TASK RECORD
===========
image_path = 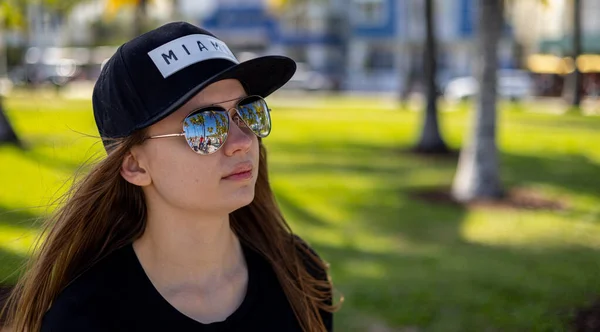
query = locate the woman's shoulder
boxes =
[40,295,115,332]
[41,246,134,331]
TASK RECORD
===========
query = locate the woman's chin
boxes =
[221,187,256,213]
[234,188,256,207]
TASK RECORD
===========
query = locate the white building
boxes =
[512,0,600,55]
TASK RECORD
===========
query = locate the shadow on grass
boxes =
[502,153,600,199]
[269,140,600,331]
[0,127,598,330]
[314,240,599,332]
[0,207,40,324]
[515,116,600,132]
[0,247,25,286]
[0,247,22,326]
[268,141,457,178]
[274,191,329,228]
[17,143,101,175]
[284,190,600,331]
[0,205,39,287]
[0,205,43,232]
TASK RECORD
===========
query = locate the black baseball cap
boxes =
[92,21,296,140]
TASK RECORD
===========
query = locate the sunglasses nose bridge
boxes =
[228,112,253,138]
[228,106,239,119]
[227,106,250,129]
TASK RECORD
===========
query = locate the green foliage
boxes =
[89,18,132,46]
[1,0,85,30]
[1,0,27,29]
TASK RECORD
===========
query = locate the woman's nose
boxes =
[222,114,252,156]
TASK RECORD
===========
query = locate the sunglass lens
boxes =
[237,96,271,138]
[183,110,229,155]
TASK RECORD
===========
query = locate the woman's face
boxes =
[132,79,260,214]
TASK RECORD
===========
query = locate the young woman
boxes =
[3,22,339,332]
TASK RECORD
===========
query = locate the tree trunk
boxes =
[571,0,583,108]
[133,0,148,37]
[171,0,181,20]
[0,20,7,78]
[414,0,449,154]
[0,98,21,146]
[451,0,503,202]
[399,48,416,105]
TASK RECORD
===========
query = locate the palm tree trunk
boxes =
[571,0,583,108]
[0,98,21,146]
[451,0,503,202]
[133,0,148,37]
[414,0,449,154]
[171,0,181,20]
[0,20,8,78]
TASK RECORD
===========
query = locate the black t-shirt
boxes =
[41,240,333,332]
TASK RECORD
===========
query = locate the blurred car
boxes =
[15,47,82,87]
[444,70,534,102]
[10,61,80,87]
[0,77,13,96]
[282,62,335,91]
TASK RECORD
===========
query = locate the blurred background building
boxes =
[2,0,600,98]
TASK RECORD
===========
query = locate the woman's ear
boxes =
[120,148,152,187]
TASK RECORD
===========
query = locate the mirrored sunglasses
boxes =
[146,95,271,155]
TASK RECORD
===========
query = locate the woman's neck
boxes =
[132,204,250,323]
[132,205,245,289]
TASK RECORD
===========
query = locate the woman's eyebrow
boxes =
[199,95,247,109]
[181,95,248,122]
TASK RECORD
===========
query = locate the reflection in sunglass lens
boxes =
[236,96,271,138]
[183,110,229,155]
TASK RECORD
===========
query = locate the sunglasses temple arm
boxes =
[147,133,186,139]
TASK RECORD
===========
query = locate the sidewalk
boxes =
[8,81,600,116]
[13,81,404,111]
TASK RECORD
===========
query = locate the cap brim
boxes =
[135,55,296,132]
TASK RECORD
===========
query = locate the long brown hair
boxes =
[2,132,341,332]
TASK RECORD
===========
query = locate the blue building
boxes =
[200,0,348,88]
[199,0,516,92]
[200,2,275,52]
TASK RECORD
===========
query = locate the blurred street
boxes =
[7,80,600,116]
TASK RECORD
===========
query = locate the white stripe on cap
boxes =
[147,34,239,78]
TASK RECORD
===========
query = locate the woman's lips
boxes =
[223,162,253,181]
[222,169,253,181]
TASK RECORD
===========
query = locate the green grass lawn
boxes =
[1,92,600,331]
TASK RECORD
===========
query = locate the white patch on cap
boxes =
[148,34,239,78]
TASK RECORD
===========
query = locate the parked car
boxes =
[444,70,534,102]
[0,77,13,96]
